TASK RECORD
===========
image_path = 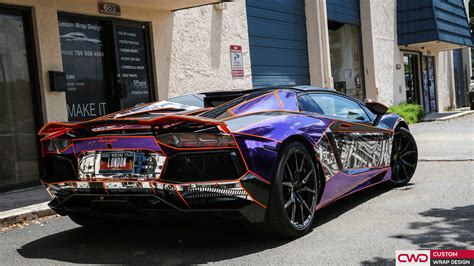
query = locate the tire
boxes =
[390,127,418,186]
[264,142,320,238]
[68,214,113,228]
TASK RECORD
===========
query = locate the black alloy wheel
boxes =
[390,127,418,186]
[265,142,319,237]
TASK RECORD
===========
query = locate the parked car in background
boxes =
[38,86,418,237]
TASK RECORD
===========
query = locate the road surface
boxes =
[1,115,473,265]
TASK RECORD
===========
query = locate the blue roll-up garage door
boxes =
[326,0,360,25]
[246,0,310,87]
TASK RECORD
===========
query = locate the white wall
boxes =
[168,0,252,98]
[360,0,405,106]
[436,51,454,111]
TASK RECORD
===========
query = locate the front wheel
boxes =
[390,127,418,186]
[264,142,320,238]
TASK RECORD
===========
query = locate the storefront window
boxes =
[421,56,437,113]
[403,53,421,104]
[0,10,40,188]
[328,21,364,100]
[114,23,152,109]
[59,14,153,121]
[59,16,109,121]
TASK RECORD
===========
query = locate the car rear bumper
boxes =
[44,176,270,223]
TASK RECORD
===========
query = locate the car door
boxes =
[305,92,392,174]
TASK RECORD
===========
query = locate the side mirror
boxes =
[364,99,388,115]
[364,99,388,125]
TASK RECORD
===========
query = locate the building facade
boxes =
[0,0,471,190]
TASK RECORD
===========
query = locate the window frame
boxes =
[0,4,43,190]
[297,91,375,124]
[58,12,156,119]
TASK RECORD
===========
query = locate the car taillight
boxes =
[43,139,73,153]
[156,133,236,148]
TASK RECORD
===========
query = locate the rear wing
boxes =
[38,115,228,136]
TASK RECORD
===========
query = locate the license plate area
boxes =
[78,150,166,180]
[99,151,135,174]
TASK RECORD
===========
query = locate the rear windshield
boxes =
[167,94,205,108]
[199,90,271,119]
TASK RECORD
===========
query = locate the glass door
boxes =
[59,15,110,121]
[58,14,154,121]
[403,53,421,104]
[0,7,41,188]
[422,56,437,113]
[112,21,153,110]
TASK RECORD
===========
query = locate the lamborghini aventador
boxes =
[39,86,418,237]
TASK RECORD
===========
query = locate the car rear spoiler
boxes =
[38,115,229,136]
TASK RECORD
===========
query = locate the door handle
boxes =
[340,123,352,129]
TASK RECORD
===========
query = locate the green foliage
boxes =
[388,103,425,124]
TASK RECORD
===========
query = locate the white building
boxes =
[0,0,471,189]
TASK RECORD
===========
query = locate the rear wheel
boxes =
[390,127,418,186]
[264,142,319,237]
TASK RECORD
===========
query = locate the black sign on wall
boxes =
[58,14,153,121]
[59,16,109,121]
[114,23,151,109]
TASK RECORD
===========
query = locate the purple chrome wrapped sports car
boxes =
[39,86,418,237]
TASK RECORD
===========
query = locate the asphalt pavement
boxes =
[0,115,473,265]
[410,114,474,161]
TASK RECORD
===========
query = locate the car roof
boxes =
[289,85,335,92]
[198,85,334,96]
[186,86,339,107]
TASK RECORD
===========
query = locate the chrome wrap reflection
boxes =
[333,133,392,169]
[315,136,339,180]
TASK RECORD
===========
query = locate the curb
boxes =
[419,158,474,162]
[422,111,474,122]
[0,202,56,227]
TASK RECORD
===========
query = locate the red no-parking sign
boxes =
[230,45,244,78]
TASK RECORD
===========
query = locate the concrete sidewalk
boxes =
[410,114,474,161]
[0,186,54,226]
[422,110,474,122]
[0,186,51,212]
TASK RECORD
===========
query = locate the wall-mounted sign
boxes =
[59,16,109,121]
[230,45,244,78]
[98,2,121,16]
[114,24,151,109]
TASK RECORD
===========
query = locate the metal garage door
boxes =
[326,0,360,25]
[246,0,310,87]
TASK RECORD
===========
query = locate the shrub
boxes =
[388,103,425,124]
